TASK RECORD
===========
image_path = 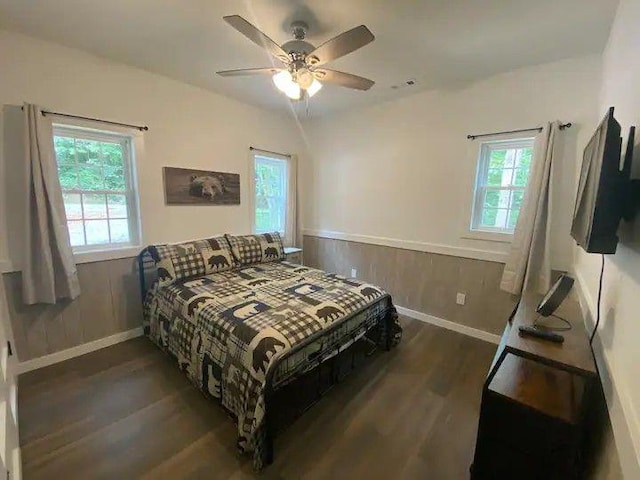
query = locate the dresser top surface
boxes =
[505,294,597,377]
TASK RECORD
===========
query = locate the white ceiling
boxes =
[0,0,618,117]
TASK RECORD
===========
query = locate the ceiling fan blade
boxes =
[313,69,375,90]
[223,15,289,64]
[217,67,281,77]
[306,25,374,67]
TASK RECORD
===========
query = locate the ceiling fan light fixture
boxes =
[306,78,323,97]
[296,68,314,89]
[273,70,301,100]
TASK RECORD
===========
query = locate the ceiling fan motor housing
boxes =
[282,39,315,57]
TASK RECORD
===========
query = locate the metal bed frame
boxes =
[136,247,399,468]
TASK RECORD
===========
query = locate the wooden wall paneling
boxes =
[107,257,143,332]
[389,247,411,307]
[59,294,84,349]
[321,237,340,274]
[4,234,515,362]
[409,250,434,314]
[303,235,517,336]
[42,305,70,357]
[362,241,383,284]
[427,253,460,320]
[2,256,144,362]
[447,256,484,328]
[76,261,117,343]
[379,243,399,297]
[345,239,370,281]
[3,273,49,360]
[2,273,29,359]
[479,261,518,333]
[303,235,319,267]
[454,257,513,333]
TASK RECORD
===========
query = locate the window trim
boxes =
[250,151,289,237]
[462,136,535,243]
[53,122,143,258]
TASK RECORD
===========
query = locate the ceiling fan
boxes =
[217,15,375,100]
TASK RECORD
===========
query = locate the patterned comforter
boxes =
[144,260,398,456]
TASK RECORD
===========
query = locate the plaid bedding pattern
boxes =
[226,232,285,265]
[149,235,236,286]
[144,261,399,459]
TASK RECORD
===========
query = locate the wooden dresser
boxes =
[471,295,598,480]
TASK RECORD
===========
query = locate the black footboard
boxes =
[256,306,400,470]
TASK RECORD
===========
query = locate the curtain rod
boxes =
[21,106,148,131]
[467,122,572,140]
[249,146,291,158]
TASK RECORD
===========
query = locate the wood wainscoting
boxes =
[303,235,517,336]
[5,238,515,364]
[2,257,142,363]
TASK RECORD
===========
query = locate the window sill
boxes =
[73,245,142,264]
[0,246,142,273]
[461,230,513,244]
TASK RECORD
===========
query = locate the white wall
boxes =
[574,0,640,476]
[0,29,306,270]
[303,55,602,267]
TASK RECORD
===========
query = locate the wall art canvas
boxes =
[163,167,240,205]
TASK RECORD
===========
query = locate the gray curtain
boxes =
[500,121,560,295]
[284,154,301,248]
[22,103,80,305]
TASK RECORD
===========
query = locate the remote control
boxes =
[518,325,564,343]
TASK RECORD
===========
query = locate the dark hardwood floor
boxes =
[18,318,496,479]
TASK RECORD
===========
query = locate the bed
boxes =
[138,233,401,469]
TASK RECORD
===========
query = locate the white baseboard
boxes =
[573,269,640,480]
[17,327,144,374]
[303,229,508,263]
[396,305,501,344]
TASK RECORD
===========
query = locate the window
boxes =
[253,154,288,235]
[53,126,141,251]
[471,138,534,234]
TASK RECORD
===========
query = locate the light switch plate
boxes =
[351,268,357,278]
[456,293,466,305]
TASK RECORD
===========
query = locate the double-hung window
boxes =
[470,138,534,235]
[53,126,141,252]
[252,153,288,236]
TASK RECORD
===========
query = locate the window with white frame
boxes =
[471,138,534,234]
[253,154,288,235]
[53,126,141,251]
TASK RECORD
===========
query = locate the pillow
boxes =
[148,235,236,286]
[225,232,285,265]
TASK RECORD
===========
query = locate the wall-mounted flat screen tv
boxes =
[571,107,634,254]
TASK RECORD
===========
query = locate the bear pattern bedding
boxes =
[148,235,236,286]
[144,260,398,456]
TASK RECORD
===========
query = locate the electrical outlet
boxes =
[351,268,357,278]
[456,293,466,305]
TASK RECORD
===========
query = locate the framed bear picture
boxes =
[163,167,240,205]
